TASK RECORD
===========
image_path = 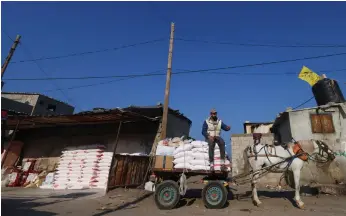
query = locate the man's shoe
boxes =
[221,164,227,172]
[210,163,214,172]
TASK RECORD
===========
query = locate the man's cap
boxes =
[210,108,217,113]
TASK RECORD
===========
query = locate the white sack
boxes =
[192,147,208,153]
[191,141,208,148]
[174,163,192,169]
[191,165,210,171]
[173,151,193,159]
[155,145,176,156]
[173,157,193,164]
[190,160,210,166]
[173,144,193,155]
[193,152,209,160]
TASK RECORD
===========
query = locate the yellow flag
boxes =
[298,66,321,86]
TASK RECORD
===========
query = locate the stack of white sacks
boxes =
[172,140,231,171]
[54,144,113,190]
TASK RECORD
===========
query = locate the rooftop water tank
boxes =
[312,78,345,106]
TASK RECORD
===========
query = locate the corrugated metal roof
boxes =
[2,91,73,107]
[124,104,192,124]
[5,108,159,130]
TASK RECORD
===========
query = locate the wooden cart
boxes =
[151,168,230,210]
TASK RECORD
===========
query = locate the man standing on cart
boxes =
[202,108,231,171]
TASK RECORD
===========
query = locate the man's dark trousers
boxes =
[207,136,226,164]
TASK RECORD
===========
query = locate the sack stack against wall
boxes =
[53,144,113,190]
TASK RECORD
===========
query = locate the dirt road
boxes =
[2,188,346,216]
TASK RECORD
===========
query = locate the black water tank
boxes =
[312,78,345,106]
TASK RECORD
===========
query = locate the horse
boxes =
[242,134,335,209]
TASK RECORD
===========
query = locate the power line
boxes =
[25,67,346,93]
[10,38,166,64]
[43,69,165,92]
[2,30,83,112]
[176,37,346,48]
[293,96,315,110]
[4,52,346,81]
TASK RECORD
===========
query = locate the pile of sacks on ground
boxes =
[156,137,231,171]
[53,144,113,190]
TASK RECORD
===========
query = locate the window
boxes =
[47,104,56,112]
[310,114,335,133]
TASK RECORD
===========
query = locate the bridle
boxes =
[309,139,336,163]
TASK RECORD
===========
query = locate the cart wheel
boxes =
[202,181,228,209]
[154,180,180,210]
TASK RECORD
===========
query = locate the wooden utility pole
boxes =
[1,35,21,88]
[161,23,175,140]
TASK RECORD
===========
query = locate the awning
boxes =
[5,108,159,130]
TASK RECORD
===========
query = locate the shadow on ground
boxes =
[2,191,98,216]
[1,198,57,216]
[235,186,319,208]
[92,192,153,216]
[176,188,234,209]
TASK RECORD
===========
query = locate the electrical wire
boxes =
[176,37,346,48]
[293,96,315,110]
[2,30,83,112]
[25,67,346,93]
[43,69,165,92]
[10,38,166,64]
[4,52,346,81]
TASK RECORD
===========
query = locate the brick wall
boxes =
[231,133,274,176]
[231,133,283,187]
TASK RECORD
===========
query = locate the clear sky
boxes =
[2,2,346,155]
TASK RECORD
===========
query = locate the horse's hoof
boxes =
[253,201,262,207]
[296,202,305,209]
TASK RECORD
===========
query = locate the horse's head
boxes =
[311,139,336,162]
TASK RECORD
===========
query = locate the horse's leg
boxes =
[292,159,305,209]
[250,161,262,206]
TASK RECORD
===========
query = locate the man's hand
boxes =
[226,126,231,130]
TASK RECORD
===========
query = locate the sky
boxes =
[1,2,346,155]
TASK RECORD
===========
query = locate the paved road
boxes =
[2,188,346,216]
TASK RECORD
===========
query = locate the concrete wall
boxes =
[2,94,75,115]
[166,113,191,138]
[287,106,346,149]
[2,94,39,107]
[231,133,274,176]
[1,97,33,114]
[276,106,346,183]
[32,95,75,115]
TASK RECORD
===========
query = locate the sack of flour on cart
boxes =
[173,151,193,159]
[155,136,194,156]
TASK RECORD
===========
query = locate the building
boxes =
[1,92,75,115]
[271,102,346,151]
[2,105,192,189]
[243,121,273,134]
[271,102,346,184]
[231,102,346,186]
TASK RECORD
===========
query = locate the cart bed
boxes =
[152,168,229,179]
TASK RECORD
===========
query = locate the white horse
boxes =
[243,136,335,209]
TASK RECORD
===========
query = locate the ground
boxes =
[2,186,346,216]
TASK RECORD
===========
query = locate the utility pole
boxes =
[161,22,175,140]
[1,35,21,89]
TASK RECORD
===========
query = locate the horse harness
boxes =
[247,133,309,162]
